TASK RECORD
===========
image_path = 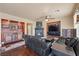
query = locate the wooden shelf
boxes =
[1,19,25,46]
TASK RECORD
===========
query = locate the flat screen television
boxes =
[47,25,60,36]
[48,25,58,32]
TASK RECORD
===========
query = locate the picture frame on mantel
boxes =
[77,15,79,23]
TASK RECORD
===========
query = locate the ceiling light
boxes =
[45,19,48,21]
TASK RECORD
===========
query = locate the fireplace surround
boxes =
[47,21,60,36]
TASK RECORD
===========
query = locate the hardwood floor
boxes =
[1,45,38,56]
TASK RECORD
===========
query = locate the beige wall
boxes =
[42,16,74,37]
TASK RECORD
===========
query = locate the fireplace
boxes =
[47,21,60,36]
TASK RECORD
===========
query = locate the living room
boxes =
[0,3,79,56]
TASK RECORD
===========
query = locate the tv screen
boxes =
[48,25,58,32]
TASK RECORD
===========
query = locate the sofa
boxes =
[23,35,52,56]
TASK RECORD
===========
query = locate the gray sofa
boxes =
[23,35,52,56]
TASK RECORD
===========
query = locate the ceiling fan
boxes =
[36,15,55,21]
[45,15,55,19]
[36,9,61,21]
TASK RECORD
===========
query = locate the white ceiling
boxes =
[0,3,76,20]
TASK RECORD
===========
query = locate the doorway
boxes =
[27,23,33,35]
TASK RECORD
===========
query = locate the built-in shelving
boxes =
[1,19,25,46]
